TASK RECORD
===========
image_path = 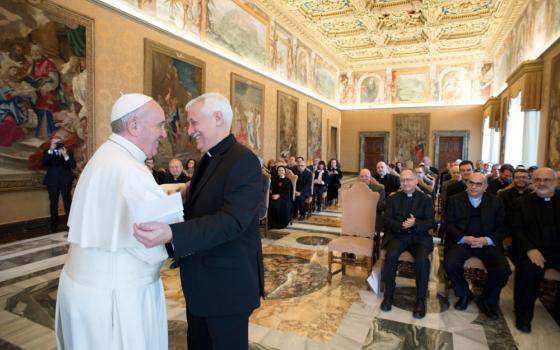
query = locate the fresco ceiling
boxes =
[254,0,527,69]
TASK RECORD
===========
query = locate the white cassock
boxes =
[55,133,172,350]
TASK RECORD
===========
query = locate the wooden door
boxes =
[437,136,463,172]
[363,137,385,172]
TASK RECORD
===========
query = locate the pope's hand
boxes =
[133,222,172,248]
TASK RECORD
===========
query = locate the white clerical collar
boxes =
[406,193,413,197]
[206,151,212,158]
[109,133,146,163]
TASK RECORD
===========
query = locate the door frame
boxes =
[359,131,390,170]
[432,130,470,169]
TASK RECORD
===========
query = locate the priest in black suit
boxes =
[373,161,400,197]
[294,161,313,219]
[43,137,76,231]
[381,169,435,319]
[510,168,560,333]
[443,172,510,320]
[134,93,264,350]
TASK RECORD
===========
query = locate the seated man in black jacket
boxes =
[162,158,190,184]
[294,161,312,220]
[443,172,511,320]
[511,168,560,333]
[381,169,435,319]
[498,168,530,237]
[488,163,513,195]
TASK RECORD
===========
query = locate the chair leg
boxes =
[327,251,333,284]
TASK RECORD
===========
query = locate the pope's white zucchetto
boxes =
[111,93,153,122]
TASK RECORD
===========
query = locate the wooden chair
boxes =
[260,172,271,237]
[327,182,379,283]
[285,170,298,224]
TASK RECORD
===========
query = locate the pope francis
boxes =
[55,94,171,349]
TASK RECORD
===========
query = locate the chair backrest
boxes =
[341,181,379,239]
[261,171,271,220]
[285,169,298,201]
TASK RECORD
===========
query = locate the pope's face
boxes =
[187,101,219,153]
[137,101,167,158]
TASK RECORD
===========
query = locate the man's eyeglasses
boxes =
[467,180,484,187]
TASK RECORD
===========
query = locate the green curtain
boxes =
[65,25,86,57]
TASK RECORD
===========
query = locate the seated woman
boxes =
[185,158,196,178]
[313,160,329,211]
[326,158,343,206]
[267,166,293,229]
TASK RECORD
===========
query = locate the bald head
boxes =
[450,165,461,181]
[358,168,372,184]
[532,167,557,198]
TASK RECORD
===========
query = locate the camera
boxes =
[56,142,64,149]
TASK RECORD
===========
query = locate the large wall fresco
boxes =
[493,0,560,94]
[117,0,339,102]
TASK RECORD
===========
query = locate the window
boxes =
[481,116,500,163]
[503,92,540,166]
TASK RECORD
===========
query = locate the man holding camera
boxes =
[43,137,75,232]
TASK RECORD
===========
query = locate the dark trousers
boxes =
[444,244,511,306]
[294,194,306,217]
[313,185,326,210]
[47,184,72,227]
[187,309,251,350]
[383,234,432,299]
[514,252,560,323]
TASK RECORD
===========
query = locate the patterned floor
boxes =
[0,177,559,349]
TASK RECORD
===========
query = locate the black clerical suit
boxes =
[374,173,400,198]
[294,168,312,218]
[161,172,190,184]
[383,190,435,300]
[511,191,560,324]
[488,177,511,195]
[498,186,529,237]
[169,135,264,350]
[43,148,75,230]
[326,167,343,204]
[443,192,511,306]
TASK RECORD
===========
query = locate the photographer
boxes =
[43,137,75,232]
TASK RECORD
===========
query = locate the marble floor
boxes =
[1,177,559,349]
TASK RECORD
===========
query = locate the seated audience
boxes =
[511,168,559,333]
[483,162,492,176]
[414,165,434,197]
[145,157,164,185]
[444,160,474,211]
[287,156,298,173]
[381,169,435,319]
[162,158,190,184]
[326,158,343,206]
[357,168,386,233]
[185,158,196,178]
[423,156,439,176]
[313,160,328,211]
[374,161,401,197]
[268,166,293,229]
[488,163,500,180]
[475,160,485,173]
[443,172,510,320]
[308,157,320,173]
[441,165,461,211]
[498,168,530,237]
[294,160,313,220]
[488,164,513,195]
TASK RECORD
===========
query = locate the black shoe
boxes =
[413,299,427,319]
[169,260,179,269]
[515,319,532,333]
[380,297,393,312]
[298,215,305,221]
[476,299,499,320]
[454,291,474,310]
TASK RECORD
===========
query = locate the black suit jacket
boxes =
[170,135,265,317]
[445,192,505,247]
[296,168,313,197]
[510,191,560,261]
[42,149,75,187]
[383,190,434,250]
[443,180,467,212]
[162,172,190,184]
[374,173,400,197]
[498,187,529,236]
[488,177,510,195]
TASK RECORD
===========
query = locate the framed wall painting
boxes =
[392,113,430,163]
[230,73,265,157]
[307,103,322,160]
[277,91,298,159]
[0,0,94,191]
[144,39,205,168]
[547,53,560,169]
[392,68,430,104]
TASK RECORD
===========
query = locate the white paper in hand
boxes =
[127,192,184,225]
[367,269,381,295]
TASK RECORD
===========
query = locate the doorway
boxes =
[432,131,470,172]
[359,132,390,172]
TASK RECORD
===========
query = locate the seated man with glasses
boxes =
[443,172,511,320]
[511,168,560,333]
